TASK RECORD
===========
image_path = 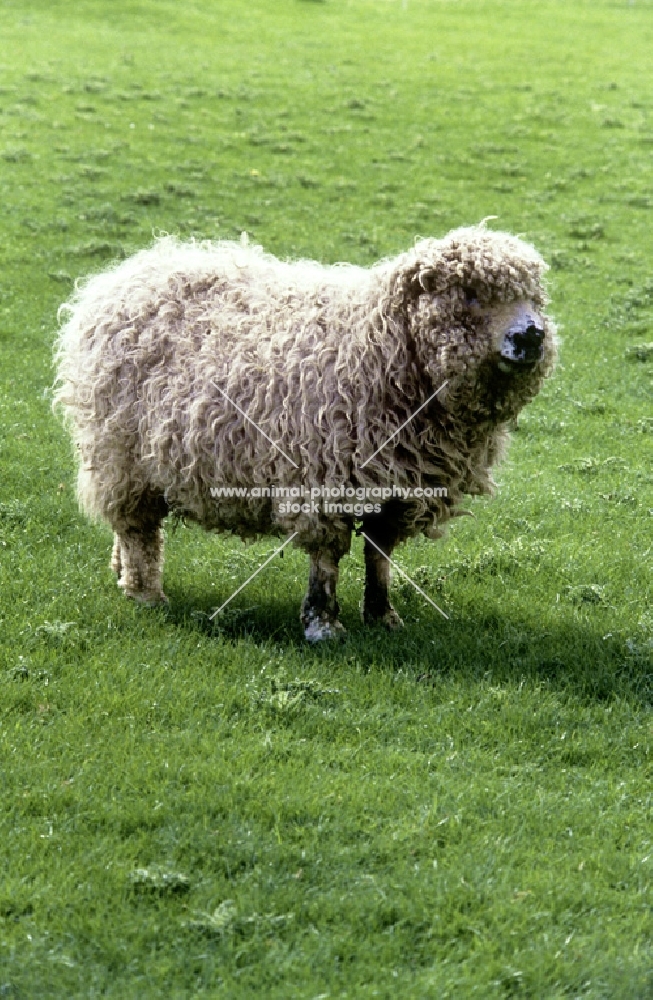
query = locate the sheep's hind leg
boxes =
[301,549,347,642]
[110,495,168,605]
[362,519,404,630]
[111,525,167,605]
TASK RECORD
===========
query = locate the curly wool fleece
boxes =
[54,226,556,618]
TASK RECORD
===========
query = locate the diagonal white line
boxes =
[209,532,299,620]
[212,381,299,469]
[359,380,449,470]
[361,532,449,620]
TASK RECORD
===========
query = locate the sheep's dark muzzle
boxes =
[498,314,545,370]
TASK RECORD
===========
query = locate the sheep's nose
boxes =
[499,314,545,367]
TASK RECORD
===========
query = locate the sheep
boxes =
[53,225,556,640]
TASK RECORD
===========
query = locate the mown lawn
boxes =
[0,1,651,997]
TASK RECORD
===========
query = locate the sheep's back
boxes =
[54,239,383,511]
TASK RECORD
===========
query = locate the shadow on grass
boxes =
[162,583,652,706]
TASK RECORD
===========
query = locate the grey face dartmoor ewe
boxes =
[53,225,556,641]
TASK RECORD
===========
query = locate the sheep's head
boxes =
[393,226,557,401]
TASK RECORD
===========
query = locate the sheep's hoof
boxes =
[122,587,169,606]
[302,613,346,643]
[381,608,404,630]
[362,606,404,630]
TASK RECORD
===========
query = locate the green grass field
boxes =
[1,1,652,996]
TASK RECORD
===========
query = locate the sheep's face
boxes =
[408,286,554,381]
[403,229,556,390]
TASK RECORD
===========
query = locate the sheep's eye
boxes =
[463,287,479,305]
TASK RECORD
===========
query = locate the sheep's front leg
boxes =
[300,549,346,642]
[362,517,404,630]
[111,525,167,606]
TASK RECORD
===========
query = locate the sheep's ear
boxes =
[401,253,448,301]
